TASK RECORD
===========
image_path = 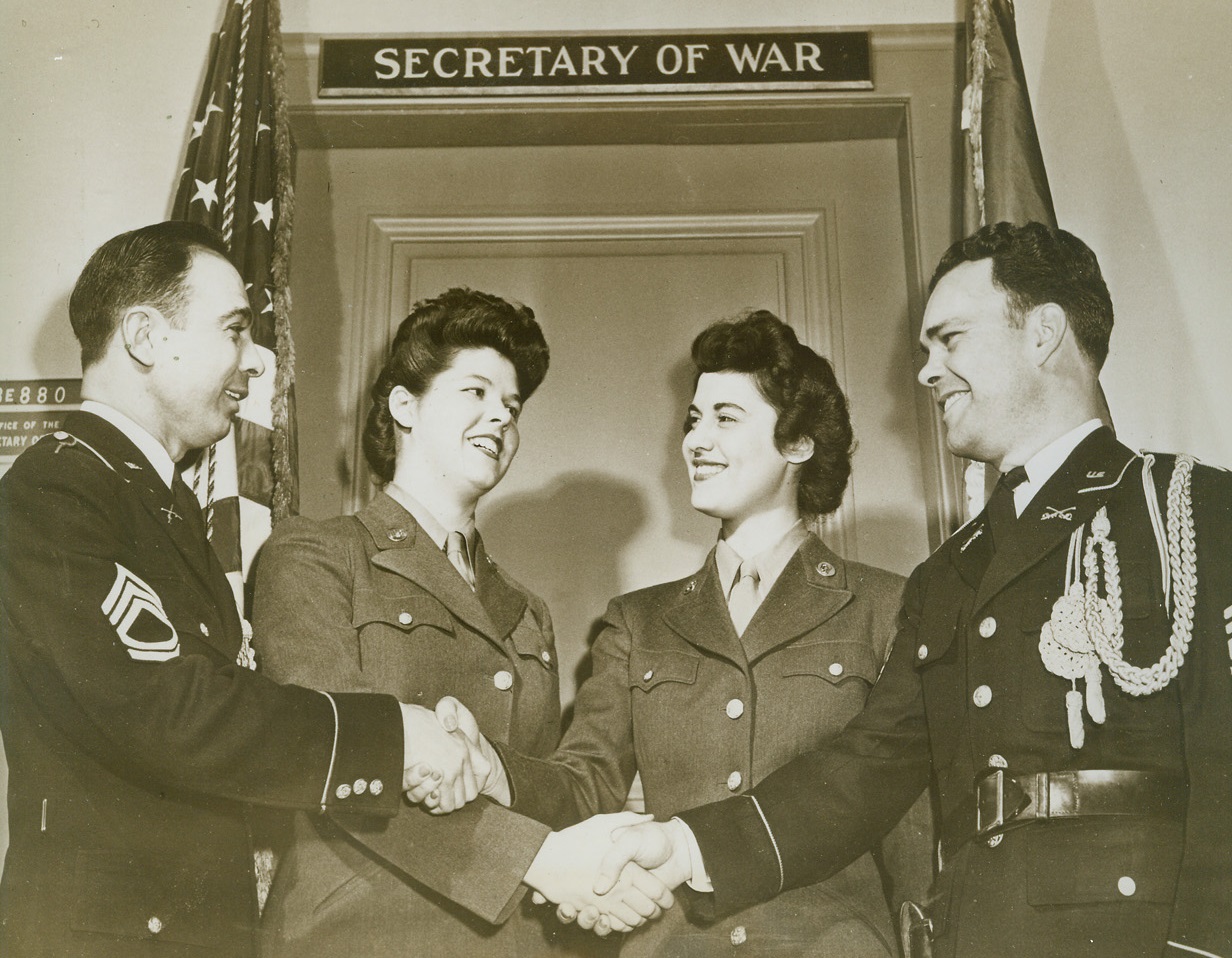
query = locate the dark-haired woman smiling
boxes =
[452,310,933,956]
[253,288,622,956]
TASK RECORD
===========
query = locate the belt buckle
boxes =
[975,768,1008,838]
[898,901,934,958]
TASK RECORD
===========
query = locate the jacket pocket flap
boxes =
[779,640,879,684]
[629,648,700,690]
[71,850,232,946]
[914,600,960,668]
[351,588,455,635]
[1026,821,1182,905]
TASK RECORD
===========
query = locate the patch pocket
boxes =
[628,648,700,692]
[351,588,455,636]
[780,640,879,686]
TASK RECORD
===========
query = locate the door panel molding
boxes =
[349,210,854,555]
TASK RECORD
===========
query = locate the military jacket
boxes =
[680,428,1232,958]
[502,533,934,957]
[255,494,605,958]
[0,412,404,957]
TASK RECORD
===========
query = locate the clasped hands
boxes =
[399,696,696,935]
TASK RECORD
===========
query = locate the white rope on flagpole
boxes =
[221,0,252,245]
[203,0,253,538]
[968,0,993,229]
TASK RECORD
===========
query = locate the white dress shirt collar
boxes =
[1013,418,1103,516]
[81,400,176,489]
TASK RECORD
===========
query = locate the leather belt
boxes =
[939,768,1186,864]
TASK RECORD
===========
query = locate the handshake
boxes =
[396,697,695,935]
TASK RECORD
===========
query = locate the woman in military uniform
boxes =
[254,288,607,957]
[485,311,933,956]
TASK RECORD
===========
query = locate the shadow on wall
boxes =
[659,352,705,547]
[33,292,76,379]
[287,149,359,520]
[481,471,649,708]
[1033,0,1209,455]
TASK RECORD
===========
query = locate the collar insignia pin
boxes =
[960,527,984,552]
[1086,471,1105,479]
[161,505,182,523]
[1041,505,1075,521]
[124,461,143,470]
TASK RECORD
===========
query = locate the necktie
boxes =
[172,476,201,523]
[446,531,476,590]
[727,559,761,635]
[986,465,1029,550]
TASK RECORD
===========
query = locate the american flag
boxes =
[171,0,297,612]
[959,0,1058,524]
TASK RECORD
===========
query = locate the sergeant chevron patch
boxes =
[1226,604,1232,677]
[101,564,181,662]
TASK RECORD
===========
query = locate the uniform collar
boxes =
[715,519,809,599]
[80,400,176,488]
[384,481,476,560]
[1014,418,1103,516]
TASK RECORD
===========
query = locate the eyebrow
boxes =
[460,373,522,404]
[920,319,958,349]
[222,307,253,329]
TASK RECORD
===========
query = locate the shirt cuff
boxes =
[671,817,713,893]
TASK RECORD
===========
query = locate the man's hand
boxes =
[595,818,694,894]
[524,813,676,935]
[398,702,487,813]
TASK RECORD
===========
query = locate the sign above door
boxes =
[319,31,872,98]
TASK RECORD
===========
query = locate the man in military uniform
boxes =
[593,222,1231,958]
[0,222,491,956]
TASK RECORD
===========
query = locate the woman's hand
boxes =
[404,696,511,813]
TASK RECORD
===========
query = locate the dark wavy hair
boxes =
[930,221,1114,369]
[362,287,549,483]
[69,221,232,369]
[691,310,853,517]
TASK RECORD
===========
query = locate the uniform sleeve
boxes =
[1167,464,1232,956]
[678,568,933,920]
[498,596,639,829]
[0,452,403,817]
[253,517,549,925]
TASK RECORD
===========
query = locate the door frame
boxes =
[282,23,965,546]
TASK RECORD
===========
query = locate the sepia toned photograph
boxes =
[2,2,1229,956]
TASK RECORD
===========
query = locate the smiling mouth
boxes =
[469,435,502,459]
[691,460,725,480]
[224,389,247,403]
[940,391,969,416]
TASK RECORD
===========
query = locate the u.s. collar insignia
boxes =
[1041,505,1076,521]
[124,461,144,470]
[1086,470,1106,479]
[960,526,984,551]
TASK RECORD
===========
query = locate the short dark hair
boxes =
[930,221,1114,368]
[363,288,550,483]
[69,221,232,369]
[691,310,853,518]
